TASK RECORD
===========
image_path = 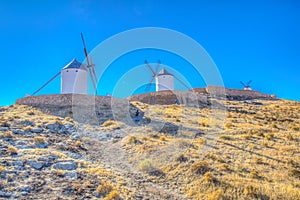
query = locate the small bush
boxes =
[202,172,214,182]
[265,133,274,140]
[96,180,113,196]
[23,126,32,132]
[101,120,121,130]
[105,190,121,200]
[0,131,13,138]
[0,120,9,127]
[207,188,224,200]
[34,136,46,144]
[159,136,166,141]
[26,110,35,115]
[73,140,83,148]
[190,161,209,175]
[0,165,6,172]
[224,122,234,129]
[138,159,156,173]
[8,146,18,155]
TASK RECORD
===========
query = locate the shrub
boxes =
[34,136,46,144]
[73,140,83,148]
[190,161,209,175]
[101,120,121,130]
[23,126,32,132]
[96,180,113,196]
[105,190,121,200]
[0,120,9,127]
[202,172,214,182]
[0,165,6,172]
[265,133,274,140]
[207,188,224,200]
[159,136,166,141]
[8,146,18,155]
[0,131,13,138]
[224,122,234,129]
[138,159,156,173]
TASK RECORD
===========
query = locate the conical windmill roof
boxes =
[62,58,87,71]
[158,68,173,76]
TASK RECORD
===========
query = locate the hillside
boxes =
[0,98,300,199]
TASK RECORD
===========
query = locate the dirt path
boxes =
[84,137,189,200]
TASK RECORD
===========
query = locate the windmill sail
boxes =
[81,33,97,95]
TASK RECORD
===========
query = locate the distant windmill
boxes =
[240,80,252,91]
[144,60,190,92]
[81,32,98,95]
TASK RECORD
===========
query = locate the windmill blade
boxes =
[90,56,98,83]
[240,81,246,87]
[88,68,97,94]
[145,76,155,92]
[173,75,190,90]
[155,60,161,74]
[81,32,90,66]
[81,32,97,94]
[145,60,156,76]
[247,80,252,86]
[32,71,61,96]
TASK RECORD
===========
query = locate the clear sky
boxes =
[0,0,299,106]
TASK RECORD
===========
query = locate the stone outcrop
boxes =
[128,90,207,107]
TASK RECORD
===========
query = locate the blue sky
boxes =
[0,0,299,105]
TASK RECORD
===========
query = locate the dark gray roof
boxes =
[63,58,87,71]
[158,68,173,76]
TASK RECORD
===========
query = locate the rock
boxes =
[0,191,12,198]
[35,143,48,148]
[46,122,61,132]
[11,160,24,168]
[16,141,26,146]
[0,127,9,131]
[12,129,26,135]
[18,185,32,193]
[27,161,44,170]
[71,132,80,139]
[48,154,60,160]
[65,152,82,159]
[37,157,53,167]
[64,172,78,179]
[31,128,43,133]
[59,123,75,134]
[22,120,34,126]
[53,161,77,170]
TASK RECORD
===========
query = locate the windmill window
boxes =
[76,70,78,72]
[66,70,69,72]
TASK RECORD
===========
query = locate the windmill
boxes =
[81,32,98,95]
[240,80,252,90]
[144,60,190,92]
[31,33,97,96]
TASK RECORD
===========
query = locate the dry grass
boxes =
[34,136,46,144]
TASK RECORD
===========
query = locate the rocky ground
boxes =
[0,99,299,199]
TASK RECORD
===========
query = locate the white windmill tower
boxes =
[61,33,97,94]
[61,58,88,94]
[145,60,174,92]
[156,68,174,91]
[240,80,252,91]
[144,60,190,93]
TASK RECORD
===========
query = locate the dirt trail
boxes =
[85,137,189,200]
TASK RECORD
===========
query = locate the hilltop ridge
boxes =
[0,95,299,199]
